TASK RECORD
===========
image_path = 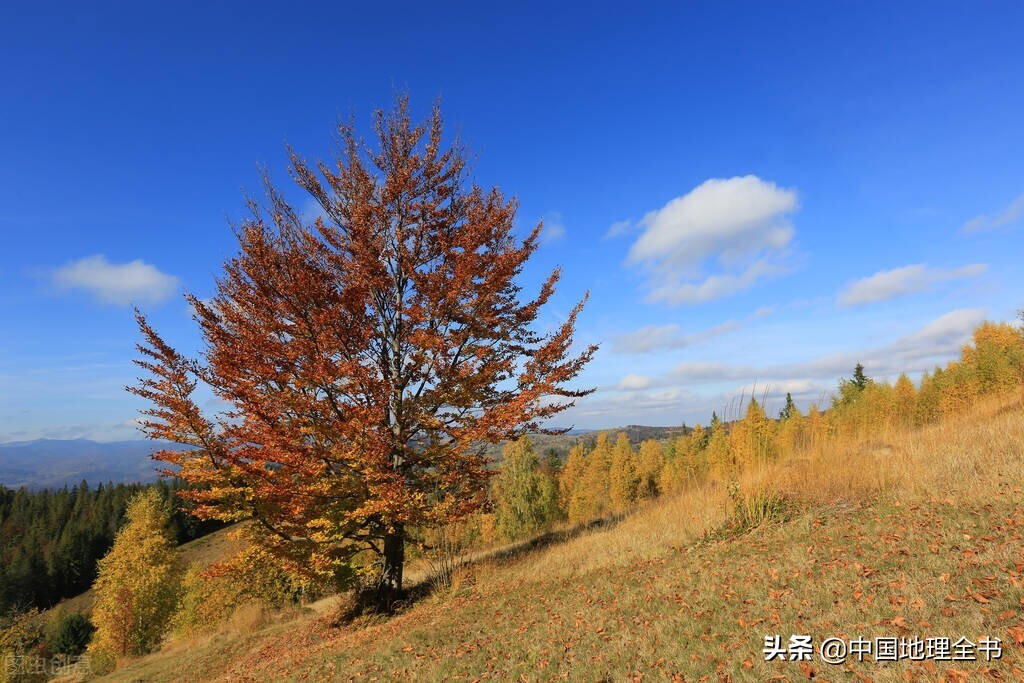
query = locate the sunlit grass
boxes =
[98,395,1024,681]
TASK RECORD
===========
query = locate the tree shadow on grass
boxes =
[474,514,627,569]
[330,514,628,625]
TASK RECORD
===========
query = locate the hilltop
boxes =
[98,396,1024,681]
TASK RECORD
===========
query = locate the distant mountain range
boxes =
[0,425,687,489]
[0,439,185,489]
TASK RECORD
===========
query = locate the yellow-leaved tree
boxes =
[660,426,705,494]
[609,433,639,513]
[775,397,806,455]
[568,434,612,523]
[559,442,587,514]
[961,322,1024,394]
[705,413,731,475]
[88,488,178,671]
[728,399,775,467]
[893,373,917,426]
[637,439,665,499]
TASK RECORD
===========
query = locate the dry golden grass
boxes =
[723,393,1024,512]
[100,395,1024,682]
[509,393,1023,586]
[498,484,730,583]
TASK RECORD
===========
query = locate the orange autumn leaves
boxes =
[128,97,596,594]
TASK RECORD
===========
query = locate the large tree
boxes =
[129,98,596,602]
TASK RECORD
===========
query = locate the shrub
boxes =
[706,481,791,540]
[43,611,94,656]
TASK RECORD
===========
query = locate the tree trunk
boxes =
[380,525,405,605]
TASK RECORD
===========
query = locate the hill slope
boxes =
[103,400,1024,681]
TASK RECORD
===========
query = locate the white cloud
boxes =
[838,263,987,307]
[885,308,988,365]
[541,212,567,243]
[647,258,789,305]
[52,255,179,306]
[962,192,1024,233]
[625,176,798,305]
[764,308,986,381]
[617,373,653,390]
[613,319,742,354]
[569,387,700,422]
[604,219,635,239]
[623,308,988,391]
[733,379,822,397]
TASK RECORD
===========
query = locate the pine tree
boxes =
[538,448,562,478]
[852,363,869,390]
[88,489,178,666]
[834,363,871,408]
[44,611,95,656]
[0,480,218,615]
[778,392,799,420]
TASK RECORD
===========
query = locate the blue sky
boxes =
[2,2,1023,441]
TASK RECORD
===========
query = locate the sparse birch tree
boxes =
[492,437,559,541]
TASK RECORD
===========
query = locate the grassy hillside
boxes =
[98,396,1024,681]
